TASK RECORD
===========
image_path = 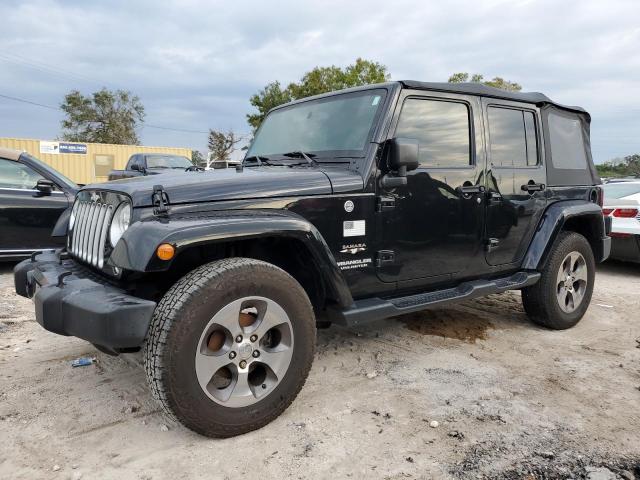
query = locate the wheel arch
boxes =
[521,200,607,270]
[110,210,353,311]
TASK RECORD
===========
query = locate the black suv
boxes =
[14,81,610,437]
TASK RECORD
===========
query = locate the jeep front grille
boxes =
[70,200,114,269]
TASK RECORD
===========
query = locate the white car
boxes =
[602,181,640,263]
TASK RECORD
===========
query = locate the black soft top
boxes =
[400,80,588,117]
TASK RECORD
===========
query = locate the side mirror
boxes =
[35,179,54,196]
[388,137,420,172]
[130,164,143,172]
[380,138,420,188]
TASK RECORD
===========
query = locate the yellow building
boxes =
[0,137,191,185]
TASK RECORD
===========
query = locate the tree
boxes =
[596,154,640,178]
[191,150,206,167]
[246,81,292,132]
[247,58,390,130]
[627,154,640,176]
[60,88,145,144]
[207,129,243,165]
[448,72,522,92]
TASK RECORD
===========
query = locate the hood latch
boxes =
[152,184,170,217]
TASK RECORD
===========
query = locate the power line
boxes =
[142,123,209,134]
[0,91,210,135]
[0,93,59,110]
[0,52,106,87]
[0,52,212,136]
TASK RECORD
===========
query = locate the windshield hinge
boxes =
[152,185,170,217]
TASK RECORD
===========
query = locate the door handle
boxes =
[521,182,545,193]
[487,191,503,204]
[456,184,486,195]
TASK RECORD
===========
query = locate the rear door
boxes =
[482,99,547,266]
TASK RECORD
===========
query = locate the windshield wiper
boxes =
[243,155,279,166]
[282,151,318,167]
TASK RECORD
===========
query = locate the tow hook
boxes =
[57,271,73,288]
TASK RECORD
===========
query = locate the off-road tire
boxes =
[521,231,595,330]
[144,258,316,437]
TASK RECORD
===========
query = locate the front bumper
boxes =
[14,251,156,350]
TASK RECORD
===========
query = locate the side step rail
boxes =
[333,271,540,327]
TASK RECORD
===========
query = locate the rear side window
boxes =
[547,112,587,170]
[488,107,538,167]
[395,98,471,167]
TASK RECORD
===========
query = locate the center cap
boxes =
[238,343,253,360]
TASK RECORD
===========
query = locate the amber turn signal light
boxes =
[156,243,175,261]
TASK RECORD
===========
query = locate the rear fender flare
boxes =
[521,200,606,269]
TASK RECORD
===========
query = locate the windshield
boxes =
[603,182,640,199]
[247,89,387,159]
[146,155,192,169]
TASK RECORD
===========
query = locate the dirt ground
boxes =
[1,261,639,480]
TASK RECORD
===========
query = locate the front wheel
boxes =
[522,231,596,330]
[144,258,316,437]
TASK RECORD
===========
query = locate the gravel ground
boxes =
[1,261,639,479]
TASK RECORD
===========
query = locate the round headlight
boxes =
[69,199,79,230]
[109,202,132,247]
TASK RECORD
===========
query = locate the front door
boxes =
[377,91,486,285]
[0,158,70,252]
[481,99,547,266]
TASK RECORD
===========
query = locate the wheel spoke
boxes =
[573,262,588,283]
[566,290,575,310]
[209,299,243,335]
[259,348,293,379]
[250,300,288,340]
[222,369,255,407]
[195,353,232,390]
[570,252,584,273]
[555,251,589,314]
[194,295,295,408]
[231,369,252,397]
[557,285,569,310]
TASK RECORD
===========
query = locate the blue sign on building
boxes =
[59,142,87,154]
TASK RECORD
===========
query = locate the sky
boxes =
[0,0,638,163]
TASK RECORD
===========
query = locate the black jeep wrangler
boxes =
[14,81,610,437]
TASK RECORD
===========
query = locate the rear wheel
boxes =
[522,231,595,330]
[144,258,316,437]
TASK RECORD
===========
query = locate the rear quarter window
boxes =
[548,112,588,170]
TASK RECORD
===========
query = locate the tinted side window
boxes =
[488,107,539,167]
[547,112,587,170]
[0,158,45,189]
[395,98,471,167]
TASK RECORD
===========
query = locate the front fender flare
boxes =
[521,200,608,270]
[110,209,353,308]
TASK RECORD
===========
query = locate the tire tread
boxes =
[521,231,595,330]
[143,258,315,437]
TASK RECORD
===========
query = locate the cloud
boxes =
[0,0,638,161]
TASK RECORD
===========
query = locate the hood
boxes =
[86,166,363,207]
